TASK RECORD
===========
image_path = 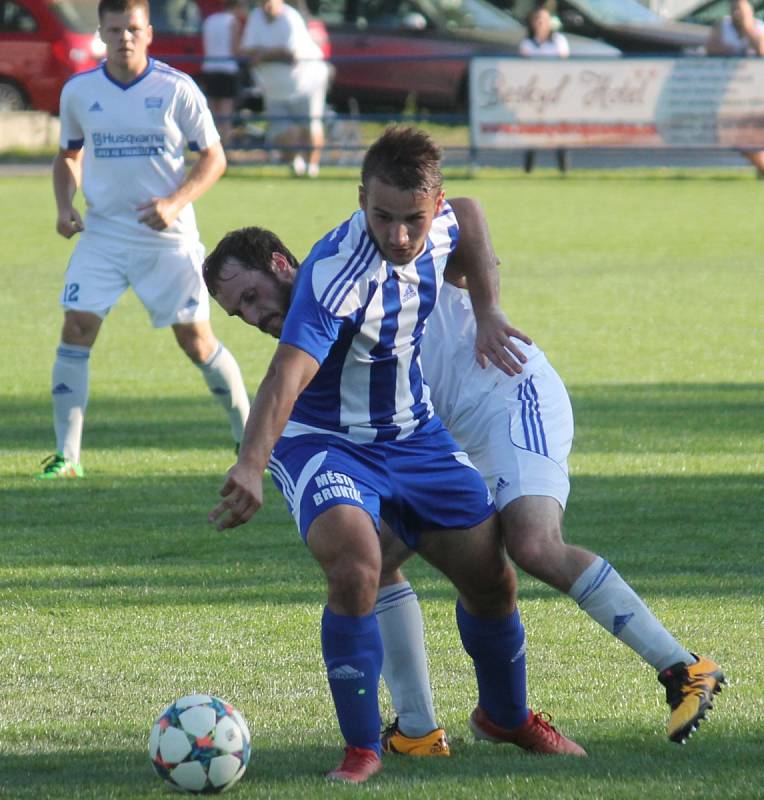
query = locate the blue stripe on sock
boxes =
[577,561,612,605]
[56,345,90,360]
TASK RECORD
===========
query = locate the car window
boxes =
[424,0,522,31]
[684,0,764,24]
[308,0,345,26]
[50,0,98,33]
[685,0,727,24]
[355,0,428,28]
[150,0,201,34]
[0,0,38,32]
[328,0,522,31]
[566,0,661,25]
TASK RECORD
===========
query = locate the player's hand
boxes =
[56,208,84,239]
[208,463,264,531]
[137,197,181,230]
[474,306,532,376]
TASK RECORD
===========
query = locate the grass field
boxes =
[1,166,763,799]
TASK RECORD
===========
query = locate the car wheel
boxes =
[0,81,28,112]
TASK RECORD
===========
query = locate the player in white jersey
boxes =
[38,0,250,479]
[380,272,725,753]
[203,128,586,783]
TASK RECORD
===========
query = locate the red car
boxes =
[0,0,328,113]
[0,0,104,113]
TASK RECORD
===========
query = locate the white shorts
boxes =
[266,83,327,139]
[443,352,573,511]
[61,232,210,328]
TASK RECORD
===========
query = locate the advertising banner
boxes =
[470,58,764,149]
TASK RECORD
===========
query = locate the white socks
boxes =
[375,582,439,737]
[198,343,249,445]
[569,556,694,672]
[52,343,90,463]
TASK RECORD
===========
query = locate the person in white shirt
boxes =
[707,0,764,177]
[39,0,250,480]
[201,0,244,149]
[519,4,570,174]
[240,0,330,177]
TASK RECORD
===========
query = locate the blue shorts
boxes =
[268,417,495,549]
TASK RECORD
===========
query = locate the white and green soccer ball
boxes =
[149,694,251,794]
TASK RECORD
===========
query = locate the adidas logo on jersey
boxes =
[328,664,365,680]
[401,284,417,303]
[183,297,199,310]
[52,382,72,395]
[88,101,103,112]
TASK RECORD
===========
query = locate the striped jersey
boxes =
[279,203,460,442]
[59,58,219,247]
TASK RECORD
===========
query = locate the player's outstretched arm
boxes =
[52,148,84,238]
[448,196,531,376]
[209,343,320,531]
[137,141,227,230]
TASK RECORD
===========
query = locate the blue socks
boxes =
[321,607,383,755]
[456,601,529,730]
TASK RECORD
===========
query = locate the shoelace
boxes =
[337,746,379,772]
[40,454,66,473]
[529,711,562,742]
[380,718,399,739]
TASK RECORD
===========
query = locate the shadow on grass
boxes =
[1,469,761,607]
[4,383,762,455]
[2,730,762,798]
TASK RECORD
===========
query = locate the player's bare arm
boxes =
[137,141,227,230]
[448,196,531,375]
[52,148,84,238]
[209,342,319,531]
[243,45,294,64]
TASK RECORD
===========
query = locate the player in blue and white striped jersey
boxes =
[203,128,585,783]
[38,0,249,480]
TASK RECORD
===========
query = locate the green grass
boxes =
[1,167,763,798]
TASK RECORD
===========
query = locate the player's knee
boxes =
[174,324,216,364]
[462,560,517,616]
[326,556,380,616]
[507,525,567,583]
[62,311,100,346]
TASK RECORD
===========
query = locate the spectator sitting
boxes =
[519,3,570,175]
[241,0,330,178]
[201,0,244,150]
[706,0,764,178]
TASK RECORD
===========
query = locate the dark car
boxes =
[498,0,710,54]
[0,0,105,112]
[305,0,619,112]
[678,0,764,25]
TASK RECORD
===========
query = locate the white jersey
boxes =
[421,281,540,426]
[202,11,240,74]
[241,5,325,100]
[421,281,572,511]
[59,59,219,248]
[519,32,570,58]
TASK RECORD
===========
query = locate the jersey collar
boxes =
[102,57,155,90]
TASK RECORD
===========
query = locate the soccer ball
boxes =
[149,694,251,794]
